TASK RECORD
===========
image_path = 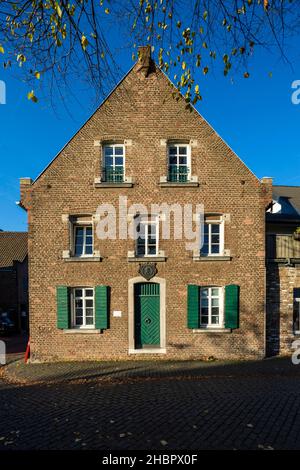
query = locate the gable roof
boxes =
[30,58,259,187]
[267,185,300,223]
[0,232,28,268]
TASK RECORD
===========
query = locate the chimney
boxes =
[19,177,33,211]
[261,176,273,205]
[137,45,152,77]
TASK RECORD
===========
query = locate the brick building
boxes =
[19,47,271,361]
[0,231,28,330]
[266,185,300,356]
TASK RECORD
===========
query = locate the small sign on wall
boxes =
[113,311,122,318]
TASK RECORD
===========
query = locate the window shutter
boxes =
[187,285,200,329]
[225,284,239,329]
[56,286,70,329]
[95,285,109,329]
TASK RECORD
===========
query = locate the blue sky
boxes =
[0,44,300,232]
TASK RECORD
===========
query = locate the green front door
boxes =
[134,283,160,348]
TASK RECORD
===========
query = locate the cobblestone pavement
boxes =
[1,357,300,450]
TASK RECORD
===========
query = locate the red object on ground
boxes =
[24,338,30,363]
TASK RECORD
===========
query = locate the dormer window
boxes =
[102,144,125,183]
[167,144,190,182]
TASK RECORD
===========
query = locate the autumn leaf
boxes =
[27,90,38,103]
[0,45,4,54]
[34,71,40,79]
[81,34,88,51]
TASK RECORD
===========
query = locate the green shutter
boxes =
[95,285,109,329]
[187,285,200,329]
[225,284,239,329]
[56,286,70,329]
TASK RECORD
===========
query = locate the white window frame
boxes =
[71,287,95,329]
[199,287,224,329]
[102,144,125,179]
[73,223,94,258]
[167,143,191,181]
[136,215,159,257]
[201,218,225,256]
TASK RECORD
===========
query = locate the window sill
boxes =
[128,256,167,262]
[95,182,134,188]
[193,256,232,262]
[159,181,199,188]
[63,256,102,262]
[63,329,100,334]
[192,328,232,333]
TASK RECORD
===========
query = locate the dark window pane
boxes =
[169,147,177,155]
[169,156,177,165]
[75,244,84,256]
[211,245,220,254]
[76,316,83,325]
[179,156,187,165]
[86,236,93,245]
[148,245,157,255]
[86,227,92,236]
[115,146,124,155]
[201,315,208,325]
[211,234,220,244]
[104,146,113,156]
[115,157,124,166]
[75,289,82,297]
[75,227,84,238]
[75,299,83,308]
[211,316,219,324]
[105,156,113,167]
[211,224,220,234]
[201,244,209,255]
[85,289,93,297]
[86,316,94,325]
[85,245,93,255]
[179,146,187,155]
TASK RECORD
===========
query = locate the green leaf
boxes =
[34,71,40,80]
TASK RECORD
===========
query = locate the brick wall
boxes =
[22,59,268,361]
[266,264,300,356]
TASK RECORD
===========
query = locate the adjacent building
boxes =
[20,47,272,361]
[266,185,300,356]
[0,231,28,330]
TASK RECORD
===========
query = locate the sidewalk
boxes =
[2,355,298,385]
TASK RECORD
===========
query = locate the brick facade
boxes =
[266,264,300,356]
[20,53,270,361]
